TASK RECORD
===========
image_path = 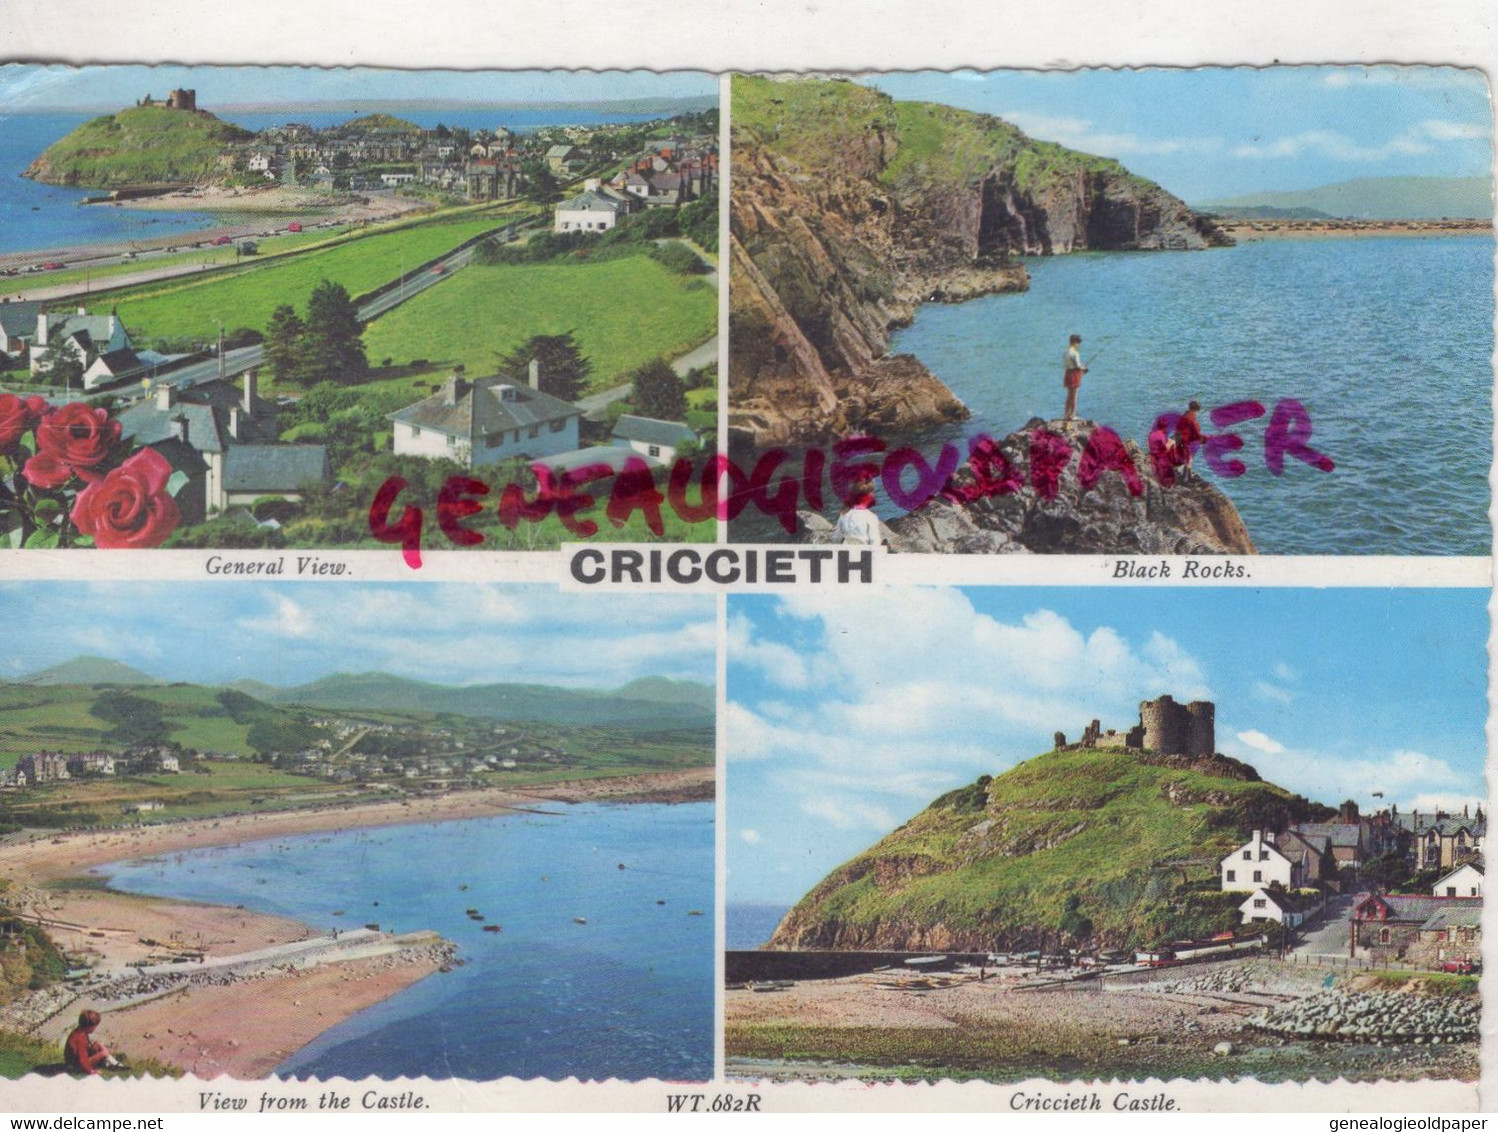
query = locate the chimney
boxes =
[528,357,540,391]
[108,307,118,341]
[242,369,258,415]
[171,413,188,446]
[442,373,465,405]
[584,177,601,191]
[156,383,178,411]
[36,311,48,347]
[229,406,241,440]
[76,306,87,317]
[1264,830,1276,844]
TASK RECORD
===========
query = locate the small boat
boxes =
[332,910,345,916]
[617,863,626,870]
[365,922,380,931]
[459,884,469,891]
[469,913,485,922]
[573,917,587,925]
[656,900,666,906]
[465,908,479,915]
[482,924,502,933]
[687,910,705,916]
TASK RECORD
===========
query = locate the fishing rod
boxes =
[1082,336,1115,368]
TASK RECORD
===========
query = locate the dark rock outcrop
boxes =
[796,417,1255,555]
[729,76,1233,447]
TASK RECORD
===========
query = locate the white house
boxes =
[554,188,631,234]
[379,172,416,187]
[1433,863,1483,899]
[1239,888,1305,928]
[1220,829,1299,893]
[611,414,699,466]
[30,307,137,387]
[388,373,583,468]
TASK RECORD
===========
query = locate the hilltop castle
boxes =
[137,89,196,111]
[1056,694,1216,758]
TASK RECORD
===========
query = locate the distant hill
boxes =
[1197,176,1492,220]
[343,113,421,133]
[612,676,715,711]
[261,672,714,729]
[17,656,162,687]
[24,105,254,188]
[5,661,713,734]
[769,743,1333,953]
[1205,205,1333,221]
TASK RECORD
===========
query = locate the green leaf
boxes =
[23,528,59,549]
[32,498,62,524]
[19,432,35,456]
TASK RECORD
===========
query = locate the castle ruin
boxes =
[137,89,197,111]
[1055,694,1215,758]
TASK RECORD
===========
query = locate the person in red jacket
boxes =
[1174,400,1204,479]
[64,1010,118,1075]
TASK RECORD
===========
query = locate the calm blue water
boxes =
[889,236,1494,555]
[725,903,789,950]
[101,802,714,1082]
[0,106,683,255]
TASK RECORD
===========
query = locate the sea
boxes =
[887,235,1495,556]
[0,106,682,256]
[100,802,715,1082]
[725,902,790,950]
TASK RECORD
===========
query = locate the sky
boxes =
[863,67,1493,202]
[0,582,715,691]
[727,586,1489,905]
[0,66,716,111]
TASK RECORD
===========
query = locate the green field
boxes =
[105,208,532,342]
[362,253,716,389]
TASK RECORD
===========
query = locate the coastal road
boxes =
[574,334,718,419]
[1290,893,1357,957]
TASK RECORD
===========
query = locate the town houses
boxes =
[1221,801,1485,969]
[553,139,718,234]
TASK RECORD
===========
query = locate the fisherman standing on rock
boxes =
[1062,333,1087,421]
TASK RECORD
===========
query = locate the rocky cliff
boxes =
[799,417,1256,555]
[729,76,1233,446]
[767,745,1330,954]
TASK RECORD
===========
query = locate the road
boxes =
[1291,892,1357,956]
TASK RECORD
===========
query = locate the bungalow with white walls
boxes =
[1220,829,1301,893]
[388,370,582,468]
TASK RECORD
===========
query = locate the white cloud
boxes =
[1231,119,1486,163]
[1253,680,1295,706]
[801,795,899,831]
[240,594,312,638]
[739,828,762,845]
[1273,662,1298,682]
[1003,109,1220,158]
[1235,729,1285,755]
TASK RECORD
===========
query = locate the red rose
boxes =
[24,403,122,488]
[70,447,179,549]
[0,393,45,451]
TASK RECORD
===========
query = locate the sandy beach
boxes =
[1220,218,1491,242]
[0,187,429,276]
[2,767,712,1079]
[726,958,1479,1083]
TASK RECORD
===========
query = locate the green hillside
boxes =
[265,672,715,728]
[1198,176,1493,220]
[774,745,1333,952]
[344,113,421,133]
[17,656,161,687]
[732,75,1145,198]
[613,676,716,711]
[24,105,253,187]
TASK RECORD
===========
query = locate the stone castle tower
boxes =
[167,89,196,111]
[1128,694,1215,757]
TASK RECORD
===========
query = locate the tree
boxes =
[1058,893,1093,941]
[496,332,592,402]
[301,279,368,385]
[264,304,305,383]
[521,158,560,204]
[34,346,85,391]
[631,358,687,420]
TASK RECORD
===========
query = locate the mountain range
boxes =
[1197,176,1492,220]
[12,658,713,729]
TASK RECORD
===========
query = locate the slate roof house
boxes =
[611,414,698,465]
[1351,893,1482,963]
[117,372,328,523]
[389,372,583,468]
[1220,830,1301,893]
[0,300,42,362]
[29,307,148,390]
[1432,863,1483,899]
[1393,809,1485,871]
[553,187,633,234]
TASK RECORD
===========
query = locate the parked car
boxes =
[286,222,303,233]
[211,235,233,245]
[40,261,64,271]
[1440,957,1479,974]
